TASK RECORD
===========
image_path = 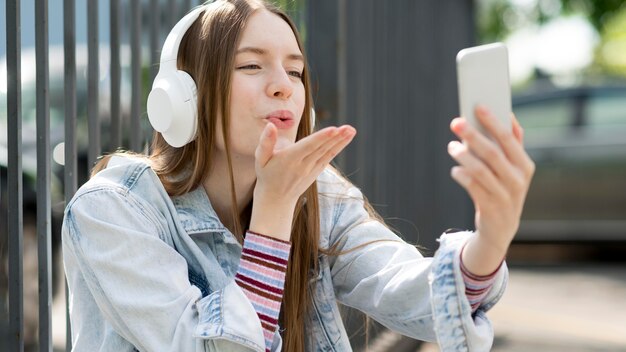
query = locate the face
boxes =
[215,9,306,158]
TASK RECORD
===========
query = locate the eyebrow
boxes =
[236,46,304,62]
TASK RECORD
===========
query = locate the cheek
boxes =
[213,116,259,155]
[229,75,256,115]
[227,79,259,148]
[226,115,263,155]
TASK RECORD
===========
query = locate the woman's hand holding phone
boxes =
[448,106,535,275]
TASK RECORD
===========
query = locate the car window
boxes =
[586,93,626,128]
[513,97,572,130]
[0,76,65,127]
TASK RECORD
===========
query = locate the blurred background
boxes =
[1,0,625,351]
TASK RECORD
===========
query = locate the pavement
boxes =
[417,264,626,352]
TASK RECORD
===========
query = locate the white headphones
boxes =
[147,5,206,148]
[147,2,315,148]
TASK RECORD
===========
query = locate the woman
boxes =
[62,0,535,351]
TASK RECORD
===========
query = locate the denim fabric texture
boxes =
[62,155,507,351]
[430,232,508,351]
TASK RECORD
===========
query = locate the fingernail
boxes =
[452,119,465,133]
[451,167,470,185]
[448,141,463,154]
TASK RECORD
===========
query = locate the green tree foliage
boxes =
[478,0,626,77]
[268,0,307,40]
[478,0,626,42]
[595,5,626,77]
[560,0,625,32]
[271,0,305,12]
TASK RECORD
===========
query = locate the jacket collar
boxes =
[110,154,238,243]
[171,186,232,237]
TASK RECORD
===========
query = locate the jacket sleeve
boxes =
[63,186,266,352]
[324,183,507,350]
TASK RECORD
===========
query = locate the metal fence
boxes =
[307,0,475,254]
[307,1,475,348]
[2,1,204,350]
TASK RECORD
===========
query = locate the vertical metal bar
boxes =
[150,0,161,83]
[36,0,53,350]
[168,0,176,30]
[63,0,77,349]
[6,0,24,350]
[88,0,100,169]
[148,0,161,152]
[130,0,142,151]
[110,0,122,149]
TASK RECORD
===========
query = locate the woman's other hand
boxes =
[448,106,535,275]
[250,123,356,241]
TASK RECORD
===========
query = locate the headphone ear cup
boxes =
[147,70,198,147]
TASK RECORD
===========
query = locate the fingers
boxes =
[302,126,355,164]
[450,118,519,186]
[290,126,345,158]
[450,166,491,207]
[448,140,508,199]
[286,125,355,188]
[474,106,535,179]
[257,124,356,180]
[310,127,356,173]
[283,125,354,169]
[255,123,277,168]
[511,113,524,145]
[254,124,356,204]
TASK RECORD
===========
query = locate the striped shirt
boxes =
[235,231,291,352]
[460,251,502,313]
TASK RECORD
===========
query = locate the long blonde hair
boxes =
[92,1,390,350]
[96,1,317,350]
[153,2,318,350]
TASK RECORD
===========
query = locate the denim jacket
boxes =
[62,155,508,352]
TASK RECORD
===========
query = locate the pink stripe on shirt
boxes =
[459,249,502,313]
[235,231,291,352]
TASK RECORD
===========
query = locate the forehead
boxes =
[237,9,301,54]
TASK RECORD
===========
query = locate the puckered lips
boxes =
[264,110,295,129]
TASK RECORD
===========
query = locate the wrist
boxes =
[461,234,508,276]
[475,229,512,254]
[249,194,298,242]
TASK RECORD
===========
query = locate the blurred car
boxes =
[513,84,626,242]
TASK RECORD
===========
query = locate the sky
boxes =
[505,14,598,86]
[0,0,112,59]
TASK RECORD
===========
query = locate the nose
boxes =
[266,67,293,99]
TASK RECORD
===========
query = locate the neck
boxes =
[203,152,256,236]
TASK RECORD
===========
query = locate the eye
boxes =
[288,70,303,79]
[237,64,261,70]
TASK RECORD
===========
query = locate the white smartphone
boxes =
[456,42,512,139]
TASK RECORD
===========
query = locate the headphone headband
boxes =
[159,4,212,70]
